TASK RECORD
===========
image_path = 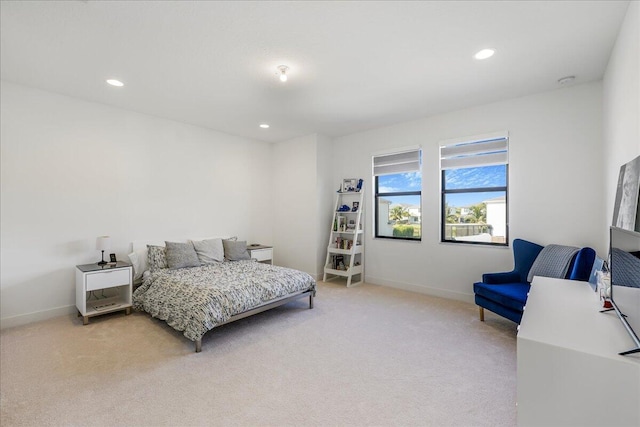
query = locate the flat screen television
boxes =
[609,226,640,356]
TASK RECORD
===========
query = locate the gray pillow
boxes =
[192,238,224,264]
[223,239,251,261]
[165,241,201,269]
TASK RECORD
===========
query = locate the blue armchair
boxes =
[473,239,596,324]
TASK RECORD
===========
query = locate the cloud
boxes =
[378,171,422,192]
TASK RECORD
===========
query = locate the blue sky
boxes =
[378,166,506,208]
[444,165,506,190]
[378,172,421,206]
[378,172,422,193]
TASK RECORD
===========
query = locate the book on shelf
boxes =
[333,255,345,270]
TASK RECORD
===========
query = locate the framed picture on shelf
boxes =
[352,201,359,212]
[342,178,357,192]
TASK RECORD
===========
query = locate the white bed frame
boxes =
[131,238,315,353]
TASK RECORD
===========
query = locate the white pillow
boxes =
[127,247,149,281]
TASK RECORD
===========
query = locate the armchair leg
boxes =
[479,306,485,322]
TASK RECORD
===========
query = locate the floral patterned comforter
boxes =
[132,260,316,341]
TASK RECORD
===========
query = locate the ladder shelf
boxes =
[323,183,364,287]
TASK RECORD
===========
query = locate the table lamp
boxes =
[96,236,111,265]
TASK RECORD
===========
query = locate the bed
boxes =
[130,238,316,352]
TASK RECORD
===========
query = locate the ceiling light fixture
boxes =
[106,79,124,87]
[557,75,576,85]
[259,123,270,129]
[277,65,289,82]
[474,48,495,60]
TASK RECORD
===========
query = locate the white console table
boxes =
[517,277,640,426]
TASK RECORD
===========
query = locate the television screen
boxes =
[610,226,640,355]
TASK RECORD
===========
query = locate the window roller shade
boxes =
[440,136,508,170]
[373,149,421,176]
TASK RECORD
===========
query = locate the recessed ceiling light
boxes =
[259,124,270,129]
[474,49,495,60]
[106,79,124,87]
[557,75,576,85]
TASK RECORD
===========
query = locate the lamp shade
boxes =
[96,236,111,251]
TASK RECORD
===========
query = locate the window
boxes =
[440,132,508,245]
[373,149,422,240]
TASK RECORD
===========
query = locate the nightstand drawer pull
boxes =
[86,269,130,291]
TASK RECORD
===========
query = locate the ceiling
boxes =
[0,1,630,143]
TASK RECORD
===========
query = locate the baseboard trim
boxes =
[365,275,475,304]
[0,305,77,330]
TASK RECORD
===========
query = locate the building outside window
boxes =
[440,132,509,245]
[373,148,422,240]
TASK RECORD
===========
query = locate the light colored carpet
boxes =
[0,281,517,426]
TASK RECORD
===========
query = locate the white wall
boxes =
[272,135,318,275]
[315,134,335,277]
[332,82,604,302]
[603,1,640,241]
[0,81,273,327]
[272,133,335,279]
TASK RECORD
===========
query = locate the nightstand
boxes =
[247,245,273,264]
[76,262,133,325]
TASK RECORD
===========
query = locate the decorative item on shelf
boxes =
[342,178,358,192]
[352,201,359,212]
[96,236,111,265]
[356,179,363,192]
[338,216,347,232]
[596,269,612,308]
[337,204,351,212]
[333,217,338,232]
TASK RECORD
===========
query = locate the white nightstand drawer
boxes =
[250,248,272,262]
[86,269,130,291]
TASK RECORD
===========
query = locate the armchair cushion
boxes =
[474,282,529,312]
